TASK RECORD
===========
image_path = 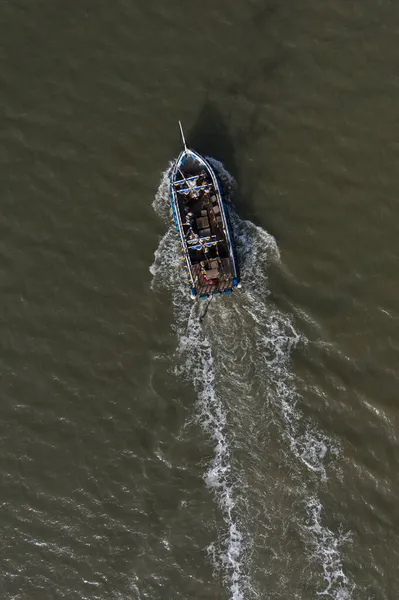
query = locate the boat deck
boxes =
[192,257,234,297]
[170,145,239,299]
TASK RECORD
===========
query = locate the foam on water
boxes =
[176,307,246,600]
[305,499,354,599]
[151,167,246,599]
[151,161,353,599]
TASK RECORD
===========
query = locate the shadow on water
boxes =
[184,101,262,226]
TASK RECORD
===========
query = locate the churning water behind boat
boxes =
[151,161,354,600]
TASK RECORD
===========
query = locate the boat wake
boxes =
[152,168,246,599]
[150,163,354,600]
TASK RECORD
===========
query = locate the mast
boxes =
[179,120,187,150]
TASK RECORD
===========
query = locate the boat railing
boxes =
[176,184,211,194]
[173,175,198,186]
[187,235,217,245]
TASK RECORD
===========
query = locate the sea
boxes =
[1,1,399,599]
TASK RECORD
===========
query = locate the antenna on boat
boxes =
[179,120,187,150]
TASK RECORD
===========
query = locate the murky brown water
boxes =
[1,1,399,598]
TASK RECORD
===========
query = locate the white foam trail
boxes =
[211,159,354,599]
[230,208,333,481]
[175,308,245,600]
[151,166,246,600]
[305,499,354,599]
[229,203,352,598]
[151,160,353,599]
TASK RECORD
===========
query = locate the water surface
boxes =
[1,1,399,598]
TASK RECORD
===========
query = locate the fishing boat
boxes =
[169,122,241,299]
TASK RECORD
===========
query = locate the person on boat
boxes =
[197,170,207,186]
[185,227,196,241]
[184,213,197,238]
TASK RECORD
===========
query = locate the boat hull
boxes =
[169,148,240,299]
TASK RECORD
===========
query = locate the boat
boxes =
[169,122,241,299]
